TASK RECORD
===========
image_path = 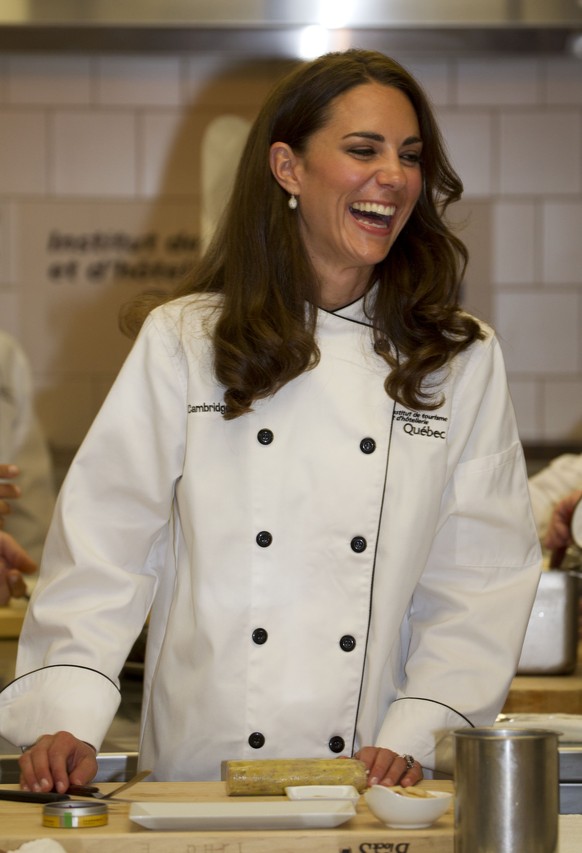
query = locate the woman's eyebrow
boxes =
[342,131,423,145]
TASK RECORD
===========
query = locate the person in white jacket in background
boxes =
[0,330,55,569]
[528,454,582,551]
[1,49,541,796]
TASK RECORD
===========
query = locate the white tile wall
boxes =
[400,58,451,106]
[51,111,137,196]
[494,291,580,375]
[543,381,582,440]
[7,55,92,105]
[542,201,582,284]
[506,380,539,443]
[492,202,537,286]
[0,50,580,449]
[456,57,541,106]
[140,112,201,197]
[183,55,293,107]
[498,111,581,196]
[0,290,19,336]
[0,110,47,194]
[0,201,14,284]
[544,58,582,105]
[435,110,494,197]
[95,56,182,106]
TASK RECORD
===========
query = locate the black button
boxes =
[360,437,376,454]
[350,536,367,553]
[329,736,345,754]
[340,635,356,652]
[256,531,273,547]
[248,732,265,749]
[257,429,274,445]
[252,628,268,645]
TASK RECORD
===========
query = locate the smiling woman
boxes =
[1,50,541,796]
[269,83,423,310]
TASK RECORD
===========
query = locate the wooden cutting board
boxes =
[0,779,455,852]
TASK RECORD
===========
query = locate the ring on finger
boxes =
[399,753,415,771]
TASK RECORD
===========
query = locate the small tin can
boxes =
[43,800,108,828]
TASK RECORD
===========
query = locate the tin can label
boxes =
[43,800,108,828]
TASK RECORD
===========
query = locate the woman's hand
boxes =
[19,732,98,794]
[544,489,582,551]
[354,746,424,787]
[0,530,36,604]
[0,464,21,527]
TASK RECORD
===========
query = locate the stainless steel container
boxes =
[454,727,559,853]
[517,570,579,674]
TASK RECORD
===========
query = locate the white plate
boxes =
[129,800,356,831]
[285,785,360,803]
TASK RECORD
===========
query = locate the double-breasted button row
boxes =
[257,529,368,556]
[258,428,376,456]
[248,732,346,753]
[251,628,355,651]
[252,425,366,758]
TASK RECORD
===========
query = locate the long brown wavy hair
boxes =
[121,49,483,419]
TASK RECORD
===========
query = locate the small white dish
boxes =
[129,800,356,831]
[364,785,452,829]
[285,784,360,803]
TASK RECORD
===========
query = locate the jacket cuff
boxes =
[375,696,475,774]
[0,665,121,751]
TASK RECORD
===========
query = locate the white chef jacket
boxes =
[0,290,541,779]
[529,454,582,540]
[0,330,54,565]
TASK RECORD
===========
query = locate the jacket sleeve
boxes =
[0,310,187,751]
[528,453,582,539]
[375,332,542,773]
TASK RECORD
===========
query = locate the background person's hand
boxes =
[354,746,424,787]
[19,732,98,794]
[544,489,582,551]
[0,464,21,527]
[0,530,37,604]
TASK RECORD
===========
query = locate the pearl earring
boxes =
[288,194,298,210]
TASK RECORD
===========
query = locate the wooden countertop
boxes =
[0,604,26,639]
[503,646,582,714]
[0,779,455,853]
[2,781,580,853]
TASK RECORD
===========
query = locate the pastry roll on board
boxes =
[223,758,368,796]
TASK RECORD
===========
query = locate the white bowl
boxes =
[285,785,360,803]
[364,785,452,829]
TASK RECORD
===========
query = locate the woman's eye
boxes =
[401,151,422,164]
[348,147,376,158]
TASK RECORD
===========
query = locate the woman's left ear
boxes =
[269,142,301,195]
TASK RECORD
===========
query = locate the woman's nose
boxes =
[376,157,406,189]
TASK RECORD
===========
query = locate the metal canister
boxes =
[454,727,559,853]
[43,799,108,828]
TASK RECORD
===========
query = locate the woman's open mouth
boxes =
[349,201,396,230]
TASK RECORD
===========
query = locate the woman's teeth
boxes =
[349,202,396,227]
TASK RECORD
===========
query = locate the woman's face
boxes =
[279,82,423,301]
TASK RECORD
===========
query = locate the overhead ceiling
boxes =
[0,0,581,56]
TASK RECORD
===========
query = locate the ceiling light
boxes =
[298,25,331,59]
